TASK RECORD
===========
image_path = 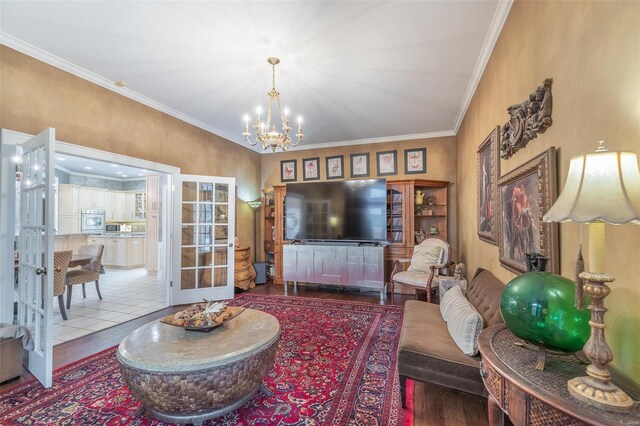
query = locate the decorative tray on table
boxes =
[160,301,244,333]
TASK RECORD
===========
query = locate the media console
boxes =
[282,242,386,300]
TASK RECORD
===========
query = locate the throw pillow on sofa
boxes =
[440,286,484,356]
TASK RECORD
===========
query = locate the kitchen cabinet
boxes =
[126,238,145,267]
[146,176,159,212]
[58,185,78,216]
[112,192,126,221]
[125,192,136,221]
[104,191,114,221]
[55,234,87,251]
[91,236,145,269]
[79,187,105,210]
[57,215,79,235]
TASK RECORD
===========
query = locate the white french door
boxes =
[17,128,55,388]
[172,175,235,305]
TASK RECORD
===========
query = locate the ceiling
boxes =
[0,1,511,152]
[55,153,148,181]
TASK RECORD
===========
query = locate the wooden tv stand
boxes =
[283,243,386,300]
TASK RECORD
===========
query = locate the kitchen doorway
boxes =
[51,150,174,343]
[1,130,180,344]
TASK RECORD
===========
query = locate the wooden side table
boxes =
[478,324,639,426]
[234,246,256,290]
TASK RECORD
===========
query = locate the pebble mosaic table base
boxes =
[117,309,281,424]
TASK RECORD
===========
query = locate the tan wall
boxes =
[457,0,640,382]
[260,137,458,259]
[0,46,262,258]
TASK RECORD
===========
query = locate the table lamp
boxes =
[543,141,640,412]
[247,200,263,262]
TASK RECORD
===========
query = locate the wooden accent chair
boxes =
[65,244,104,309]
[390,237,454,303]
[53,250,73,320]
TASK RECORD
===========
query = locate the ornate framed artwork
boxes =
[303,157,320,181]
[350,153,370,178]
[376,150,397,176]
[326,155,344,180]
[404,148,426,174]
[498,147,558,274]
[477,126,500,245]
[280,159,297,182]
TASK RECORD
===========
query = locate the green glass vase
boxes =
[500,272,591,353]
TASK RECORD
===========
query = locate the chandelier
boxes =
[243,57,304,152]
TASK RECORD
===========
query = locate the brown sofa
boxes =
[397,268,505,405]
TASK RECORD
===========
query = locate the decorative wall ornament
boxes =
[477,126,500,245]
[500,78,553,159]
[498,147,558,274]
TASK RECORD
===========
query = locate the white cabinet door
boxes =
[113,192,126,221]
[78,187,92,209]
[92,190,105,210]
[127,237,144,267]
[104,239,117,265]
[58,185,78,216]
[125,192,136,220]
[146,176,159,212]
[57,216,72,235]
[115,239,128,266]
[104,191,114,221]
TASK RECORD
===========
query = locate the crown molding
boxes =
[0,32,244,148]
[452,0,513,134]
[259,130,456,154]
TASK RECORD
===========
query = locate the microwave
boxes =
[105,224,121,232]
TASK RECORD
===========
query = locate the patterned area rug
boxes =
[0,294,409,425]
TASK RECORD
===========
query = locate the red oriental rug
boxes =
[0,294,413,425]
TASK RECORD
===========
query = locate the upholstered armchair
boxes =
[65,244,104,309]
[390,237,454,303]
[53,250,73,320]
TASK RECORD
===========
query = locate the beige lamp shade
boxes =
[543,143,640,225]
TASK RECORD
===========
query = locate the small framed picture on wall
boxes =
[303,157,320,181]
[405,148,426,174]
[280,159,297,182]
[376,150,397,176]
[350,153,370,178]
[326,155,344,180]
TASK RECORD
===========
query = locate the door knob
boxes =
[228,243,234,247]
[35,267,47,276]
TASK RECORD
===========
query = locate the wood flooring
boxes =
[1,282,489,426]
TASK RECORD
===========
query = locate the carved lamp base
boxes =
[568,271,634,413]
[568,375,634,413]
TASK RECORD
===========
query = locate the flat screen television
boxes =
[285,179,387,242]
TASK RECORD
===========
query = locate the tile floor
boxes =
[53,268,168,345]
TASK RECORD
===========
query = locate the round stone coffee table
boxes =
[117,308,280,424]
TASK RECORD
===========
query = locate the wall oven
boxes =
[81,210,106,234]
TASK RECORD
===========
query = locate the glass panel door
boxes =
[172,175,235,304]
[16,128,55,388]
